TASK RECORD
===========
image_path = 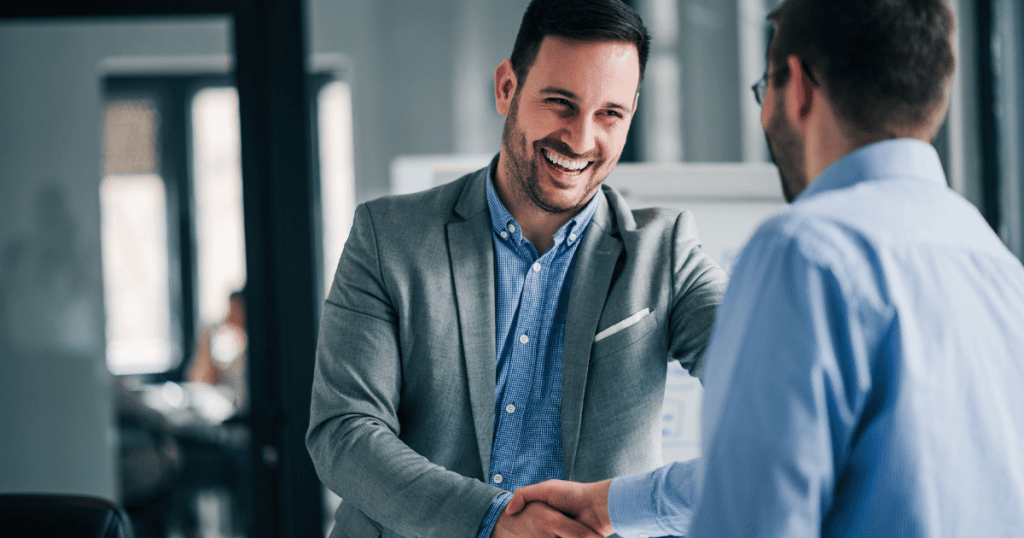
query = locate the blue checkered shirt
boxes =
[476,169,600,537]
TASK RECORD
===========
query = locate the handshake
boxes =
[493,479,615,538]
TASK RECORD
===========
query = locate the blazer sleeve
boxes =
[306,203,501,538]
[668,210,728,381]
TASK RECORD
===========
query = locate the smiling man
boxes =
[305,1,726,537]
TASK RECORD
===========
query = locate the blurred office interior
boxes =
[1,1,1021,537]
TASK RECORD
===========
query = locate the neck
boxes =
[493,158,583,255]
[516,210,574,255]
[802,107,878,182]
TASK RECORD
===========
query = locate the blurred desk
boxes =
[121,380,250,538]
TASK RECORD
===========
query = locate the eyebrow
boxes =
[539,87,633,113]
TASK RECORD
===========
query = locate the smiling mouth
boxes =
[543,148,592,174]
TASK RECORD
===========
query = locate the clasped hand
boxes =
[491,479,614,538]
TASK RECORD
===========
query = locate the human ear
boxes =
[494,59,517,116]
[784,54,815,121]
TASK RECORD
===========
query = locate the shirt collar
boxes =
[485,158,600,248]
[798,138,947,202]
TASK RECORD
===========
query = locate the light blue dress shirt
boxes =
[609,139,1024,537]
[477,167,600,538]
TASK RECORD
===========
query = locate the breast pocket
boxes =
[590,308,659,360]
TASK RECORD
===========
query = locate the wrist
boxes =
[477,491,513,538]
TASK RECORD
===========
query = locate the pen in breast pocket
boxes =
[594,307,651,342]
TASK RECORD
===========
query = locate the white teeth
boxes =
[544,149,588,171]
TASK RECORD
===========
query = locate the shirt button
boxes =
[507,223,516,233]
[532,262,541,272]
[493,474,503,484]
[639,534,649,538]
[505,403,516,414]
[519,334,529,344]
[570,233,578,241]
[499,231,508,239]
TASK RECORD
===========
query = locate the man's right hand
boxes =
[491,499,603,538]
[504,479,614,536]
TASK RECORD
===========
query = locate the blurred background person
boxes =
[187,288,248,416]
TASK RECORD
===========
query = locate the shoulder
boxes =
[600,184,711,265]
[599,182,725,288]
[738,204,892,319]
[352,168,488,242]
[338,168,486,263]
[363,168,484,219]
[750,195,871,268]
[600,182,687,236]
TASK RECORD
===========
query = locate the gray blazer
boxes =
[307,163,726,538]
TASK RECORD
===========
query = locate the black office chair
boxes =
[0,493,135,538]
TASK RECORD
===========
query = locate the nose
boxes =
[562,114,597,157]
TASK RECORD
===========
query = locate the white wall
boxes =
[307,0,530,202]
[0,17,231,501]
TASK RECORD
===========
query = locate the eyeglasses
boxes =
[751,69,782,106]
[751,61,818,106]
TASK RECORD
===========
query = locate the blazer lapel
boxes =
[561,191,622,476]
[447,170,498,476]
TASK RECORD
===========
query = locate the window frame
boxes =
[104,74,233,381]
[103,70,350,380]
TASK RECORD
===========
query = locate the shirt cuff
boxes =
[609,470,663,538]
[608,459,701,538]
[476,491,514,538]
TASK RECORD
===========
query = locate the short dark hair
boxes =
[510,0,650,88]
[768,0,956,137]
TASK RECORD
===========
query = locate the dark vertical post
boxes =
[234,0,324,537]
[165,79,198,377]
[976,0,1001,231]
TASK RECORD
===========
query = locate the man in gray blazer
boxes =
[306,1,726,537]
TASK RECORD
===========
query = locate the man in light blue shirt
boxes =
[507,0,1024,536]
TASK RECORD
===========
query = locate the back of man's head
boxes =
[769,0,956,141]
[510,0,650,87]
